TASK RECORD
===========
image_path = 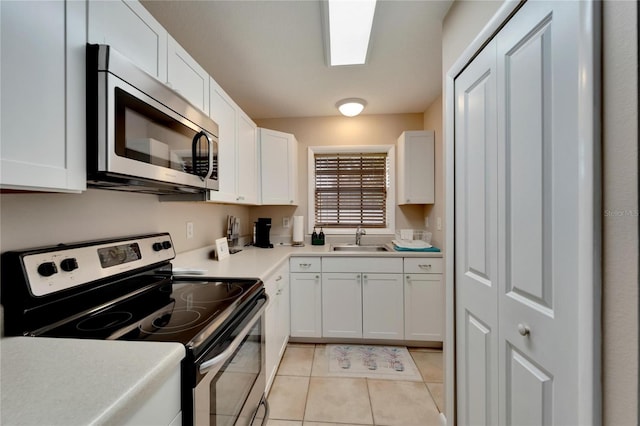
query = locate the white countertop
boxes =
[0,337,184,426]
[173,243,443,280]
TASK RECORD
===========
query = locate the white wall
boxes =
[253,113,429,244]
[423,94,444,248]
[601,1,639,423]
[0,189,250,254]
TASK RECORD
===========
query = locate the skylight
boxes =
[327,0,377,66]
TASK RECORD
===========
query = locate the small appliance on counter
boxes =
[254,218,273,248]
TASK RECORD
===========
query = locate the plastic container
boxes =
[395,229,432,244]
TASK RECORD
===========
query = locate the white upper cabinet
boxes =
[1,0,86,192]
[258,128,298,205]
[208,78,258,204]
[397,130,435,204]
[208,78,238,203]
[88,0,167,82]
[236,110,259,204]
[167,36,209,115]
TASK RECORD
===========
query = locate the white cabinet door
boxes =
[277,272,290,359]
[208,78,238,203]
[397,130,435,204]
[322,273,362,338]
[208,78,259,205]
[290,273,322,338]
[167,36,209,114]
[264,293,278,393]
[362,273,404,340]
[404,273,444,341]
[88,0,167,81]
[1,0,86,192]
[264,263,289,393]
[259,128,298,205]
[236,111,259,204]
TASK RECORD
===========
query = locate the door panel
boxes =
[503,15,554,313]
[455,40,499,426]
[463,312,492,425]
[497,2,582,424]
[506,345,553,426]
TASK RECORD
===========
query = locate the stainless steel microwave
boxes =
[86,44,218,194]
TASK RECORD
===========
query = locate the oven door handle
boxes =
[199,295,268,375]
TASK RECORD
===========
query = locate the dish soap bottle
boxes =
[319,227,325,245]
[312,227,319,245]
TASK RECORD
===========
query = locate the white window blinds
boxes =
[314,152,388,227]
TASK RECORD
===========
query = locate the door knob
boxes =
[517,323,530,336]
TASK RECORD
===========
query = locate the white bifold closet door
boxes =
[455,1,599,424]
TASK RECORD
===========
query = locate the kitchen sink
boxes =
[331,244,389,252]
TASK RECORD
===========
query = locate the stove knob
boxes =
[162,241,172,250]
[60,258,78,272]
[153,242,163,252]
[37,262,58,277]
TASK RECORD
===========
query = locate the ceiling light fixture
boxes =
[326,0,377,66]
[336,98,367,117]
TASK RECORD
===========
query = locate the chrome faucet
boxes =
[355,226,367,245]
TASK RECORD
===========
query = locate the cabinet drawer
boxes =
[404,258,443,274]
[265,264,289,297]
[290,257,321,273]
[322,257,402,273]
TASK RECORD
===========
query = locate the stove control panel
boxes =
[21,234,175,297]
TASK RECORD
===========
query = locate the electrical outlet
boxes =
[283,217,290,228]
[436,217,442,231]
[186,222,194,239]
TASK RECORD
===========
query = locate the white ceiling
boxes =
[140,0,453,120]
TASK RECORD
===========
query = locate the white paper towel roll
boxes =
[293,216,304,244]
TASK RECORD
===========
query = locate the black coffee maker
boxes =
[254,218,273,248]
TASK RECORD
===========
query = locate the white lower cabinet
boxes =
[322,273,363,338]
[362,273,404,340]
[122,367,182,426]
[264,263,290,393]
[289,256,443,343]
[290,273,322,338]
[404,258,444,342]
[321,257,404,340]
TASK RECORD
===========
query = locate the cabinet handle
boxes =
[418,264,432,270]
[315,275,320,279]
[275,275,283,281]
[276,289,282,295]
[290,200,294,204]
[299,263,311,268]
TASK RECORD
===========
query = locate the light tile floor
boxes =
[267,344,444,426]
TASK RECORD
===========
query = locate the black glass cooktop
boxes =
[38,278,263,353]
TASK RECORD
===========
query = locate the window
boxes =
[308,145,395,234]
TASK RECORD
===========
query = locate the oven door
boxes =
[194,294,268,426]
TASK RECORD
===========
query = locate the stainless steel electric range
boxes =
[1,233,268,426]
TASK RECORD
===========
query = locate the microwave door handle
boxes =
[191,131,213,181]
[198,296,268,375]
